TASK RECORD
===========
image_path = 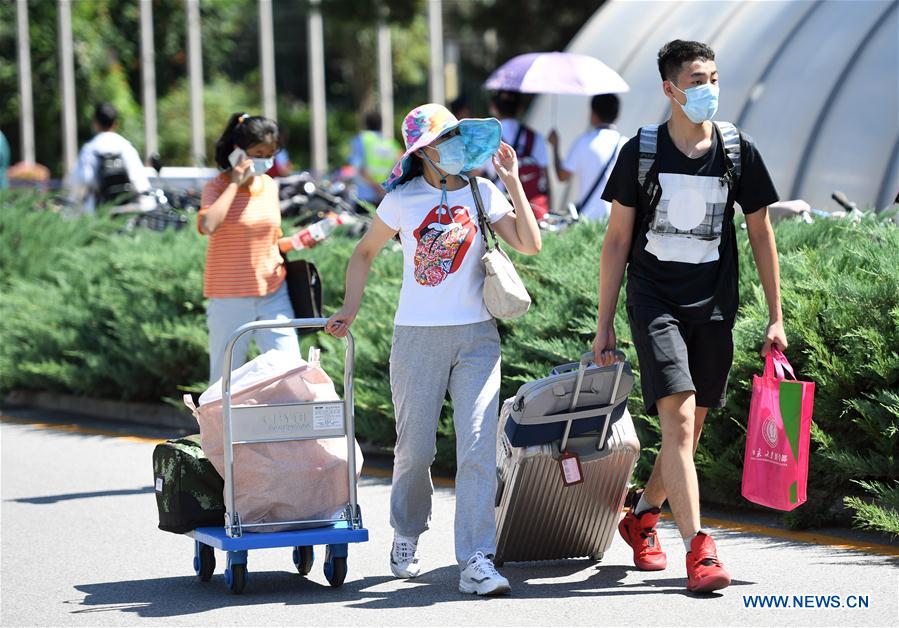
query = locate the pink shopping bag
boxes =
[742,347,815,511]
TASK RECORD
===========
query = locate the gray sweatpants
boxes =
[388,320,501,567]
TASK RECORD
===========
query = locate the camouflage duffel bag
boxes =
[153,434,226,534]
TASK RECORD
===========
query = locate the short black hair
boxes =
[590,94,620,123]
[657,40,716,82]
[364,111,381,131]
[491,90,522,118]
[213,113,280,170]
[93,103,118,130]
[449,95,469,118]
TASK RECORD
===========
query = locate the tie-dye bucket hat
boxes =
[383,103,502,191]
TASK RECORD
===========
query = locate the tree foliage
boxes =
[1,0,604,175]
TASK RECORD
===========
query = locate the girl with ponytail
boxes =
[199,113,300,383]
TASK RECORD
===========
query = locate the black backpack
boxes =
[96,152,134,204]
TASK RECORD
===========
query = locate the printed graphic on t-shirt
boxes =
[645,173,728,264]
[413,204,476,287]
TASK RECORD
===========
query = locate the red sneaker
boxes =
[618,497,667,571]
[686,532,732,593]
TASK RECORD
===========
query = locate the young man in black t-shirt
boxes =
[594,40,787,593]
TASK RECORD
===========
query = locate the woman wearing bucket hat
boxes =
[326,103,540,595]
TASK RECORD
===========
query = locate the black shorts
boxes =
[627,306,735,416]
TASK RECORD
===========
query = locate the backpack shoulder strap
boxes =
[713,121,741,180]
[521,126,535,158]
[637,124,659,189]
[511,123,524,154]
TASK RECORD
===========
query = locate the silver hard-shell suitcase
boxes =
[494,353,640,565]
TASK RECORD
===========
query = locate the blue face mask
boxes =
[432,136,466,175]
[672,82,719,124]
[421,141,467,225]
[252,157,274,173]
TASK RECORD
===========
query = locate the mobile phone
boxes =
[228,147,250,170]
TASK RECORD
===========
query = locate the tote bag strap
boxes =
[469,176,498,252]
[764,347,796,381]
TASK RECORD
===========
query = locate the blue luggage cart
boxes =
[187,318,368,594]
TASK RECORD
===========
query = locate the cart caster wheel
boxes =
[324,556,347,587]
[292,546,314,576]
[591,552,604,563]
[193,544,215,582]
[225,564,247,594]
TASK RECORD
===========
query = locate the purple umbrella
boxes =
[484,52,629,95]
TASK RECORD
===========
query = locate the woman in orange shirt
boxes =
[199,113,300,383]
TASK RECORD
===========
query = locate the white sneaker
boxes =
[459,551,511,596]
[390,534,421,578]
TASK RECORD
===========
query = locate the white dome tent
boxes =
[527,0,899,213]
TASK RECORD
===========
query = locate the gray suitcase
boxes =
[494,353,640,565]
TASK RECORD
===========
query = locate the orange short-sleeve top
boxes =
[199,173,285,298]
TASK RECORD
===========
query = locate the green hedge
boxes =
[1,191,896,535]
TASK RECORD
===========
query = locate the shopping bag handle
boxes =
[764,346,796,381]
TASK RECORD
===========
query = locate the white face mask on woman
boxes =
[251,157,274,174]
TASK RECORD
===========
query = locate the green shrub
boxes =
[0,192,119,287]
[0,193,209,400]
[1,192,896,535]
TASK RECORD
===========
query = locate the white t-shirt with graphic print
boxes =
[376,176,513,327]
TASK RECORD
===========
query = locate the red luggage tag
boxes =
[559,450,583,486]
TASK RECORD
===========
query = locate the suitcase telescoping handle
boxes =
[551,350,627,376]
[559,351,626,453]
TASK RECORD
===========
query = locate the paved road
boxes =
[2,417,897,627]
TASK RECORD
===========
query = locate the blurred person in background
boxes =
[266,125,294,178]
[485,90,550,219]
[67,103,151,214]
[450,95,474,120]
[548,94,626,221]
[348,111,401,210]
[0,130,10,189]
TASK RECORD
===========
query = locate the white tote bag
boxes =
[469,178,531,320]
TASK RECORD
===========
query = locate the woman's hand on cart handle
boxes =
[325,308,357,338]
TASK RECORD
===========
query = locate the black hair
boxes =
[93,103,118,130]
[363,111,382,131]
[491,90,522,118]
[590,94,620,123]
[449,95,469,118]
[394,152,425,188]
[213,113,280,170]
[657,39,716,82]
